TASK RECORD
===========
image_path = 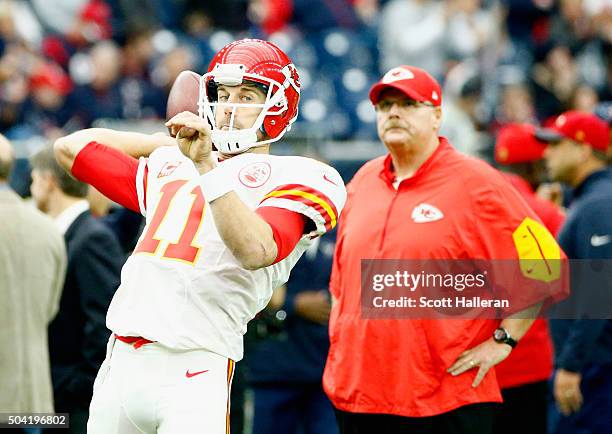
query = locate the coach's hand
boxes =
[295,290,331,325]
[553,369,583,415]
[165,111,215,173]
[447,338,512,387]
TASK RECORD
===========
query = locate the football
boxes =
[166,70,201,134]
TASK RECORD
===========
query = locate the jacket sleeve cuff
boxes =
[282,291,297,318]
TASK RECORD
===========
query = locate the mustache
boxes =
[384,122,408,131]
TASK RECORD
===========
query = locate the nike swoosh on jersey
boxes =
[185,369,209,378]
[323,174,339,186]
[591,234,611,247]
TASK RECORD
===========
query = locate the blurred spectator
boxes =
[119,32,167,119]
[441,63,489,156]
[29,145,123,434]
[31,0,111,46]
[291,0,359,32]
[68,38,165,123]
[379,0,446,78]
[492,123,565,434]
[13,62,75,139]
[0,54,30,131]
[569,83,599,112]
[247,233,338,434]
[538,111,612,434]
[151,44,198,95]
[185,0,249,31]
[249,0,360,35]
[531,44,582,119]
[0,0,43,48]
[446,0,496,63]
[0,134,66,432]
[248,0,293,35]
[30,0,88,36]
[548,0,608,56]
[501,0,554,52]
[495,83,538,126]
[111,0,160,37]
[121,30,155,78]
[69,40,125,126]
[352,0,380,26]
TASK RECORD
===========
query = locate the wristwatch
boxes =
[493,327,518,348]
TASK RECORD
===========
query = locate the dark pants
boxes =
[230,364,246,434]
[493,381,548,434]
[253,384,338,434]
[335,403,498,434]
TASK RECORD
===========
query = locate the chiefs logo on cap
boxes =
[382,67,415,84]
[555,115,566,127]
[497,146,509,162]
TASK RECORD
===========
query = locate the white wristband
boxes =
[200,168,233,202]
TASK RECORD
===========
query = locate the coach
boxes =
[323,66,567,434]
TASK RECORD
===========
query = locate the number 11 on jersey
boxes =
[134,180,206,264]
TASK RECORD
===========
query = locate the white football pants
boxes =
[87,336,234,434]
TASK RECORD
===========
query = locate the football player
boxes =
[54,39,347,434]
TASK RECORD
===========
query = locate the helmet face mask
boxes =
[199,39,300,155]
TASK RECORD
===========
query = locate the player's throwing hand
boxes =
[165,111,215,171]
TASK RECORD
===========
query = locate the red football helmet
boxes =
[199,39,301,154]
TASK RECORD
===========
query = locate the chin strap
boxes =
[211,128,259,154]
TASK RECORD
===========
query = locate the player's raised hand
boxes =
[165,111,215,171]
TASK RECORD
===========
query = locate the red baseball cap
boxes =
[29,63,73,95]
[369,65,442,106]
[495,124,546,164]
[535,111,610,152]
[79,0,112,40]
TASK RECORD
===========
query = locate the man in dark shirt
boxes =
[538,111,612,434]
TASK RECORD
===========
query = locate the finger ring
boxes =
[469,360,476,367]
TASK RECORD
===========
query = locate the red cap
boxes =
[535,111,610,152]
[79,0,112,40]
[29,63,73,95]
[369,66,442,106]
[495,124,546,164]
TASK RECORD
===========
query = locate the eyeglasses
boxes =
[376,99,435,112]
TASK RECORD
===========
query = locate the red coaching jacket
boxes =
[323,138,568,417]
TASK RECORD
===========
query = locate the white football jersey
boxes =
[106,146,346,361]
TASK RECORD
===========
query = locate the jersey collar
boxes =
[380,136,452,188]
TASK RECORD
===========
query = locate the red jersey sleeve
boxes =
[71,141,147,214]
[255,207,306,264]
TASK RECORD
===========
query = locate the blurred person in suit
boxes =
[0,134,66,434]
[29,145,123,434]
[87,186,143,254]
